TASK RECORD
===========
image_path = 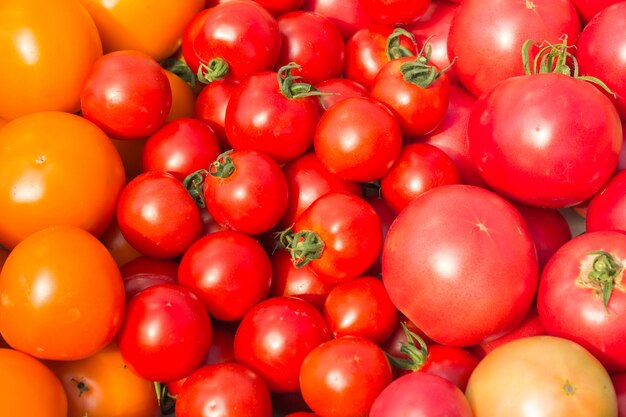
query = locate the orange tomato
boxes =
[0,112,126,249]
[0,226,125,360]
[165,69,197,122]
[111,138,147,180]
[0,348,68,417]
[100,216,143,267]
[0,0,102,120]
[77,0,205,61]
[46,342,159,417]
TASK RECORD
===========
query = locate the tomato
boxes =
[469,73,622,208]
[361,0,429,26]
[201,150,289,235]
[46,341,159,417]
[281,192,383,283]
[175,362,273,417]
[587,170,626,233]
[81,50,172,140]
[314,97,402,182]
[77,0,204,61]
[141,118,221,181]
[164,70,196,122]
[323,276,398,344]
[182,1,281,80]
[447,0,581,97]
[234,296,331,393]
[280,152,363,229]
[302,0,371,40]
[465,336,618,417]
[275,11,345,85]
[380,143,460,213]
[177,230,272,321]
[0,226,125,360]
[537,231,626,372]
[0,348,67,417]
[0,0,102,120]
[577,2,626,120]
[194,78,240,150]
[362,194,397,276]
[369,372,473,417]
[119,256,179,300]
[255,0,304,17]
[0,112,125,249]
[315,78,369,111]
[117,171,203,259]
[99,217,143,267]
[117,284,213,382]
[613,372,626,417]
[382,185,538,346]
[299,336,392,417]
[570,0,624,23]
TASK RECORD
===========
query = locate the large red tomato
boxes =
[587,170,626,233]
[382,185,538,346]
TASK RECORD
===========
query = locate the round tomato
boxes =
[194,78,240,150]
[99,217,142,267]
[0,348,67,417]
[119,256,179,300]
[587,170,626,233]
[164,69,196,122]
[465,336,618,417]
[255,0,304,16]
[46,341,159,417]
[382,184,538,346]
[0,226,125,360]
[359,0,429,26]
[315,77,368,111]
[0,112,125,249]
[570,0,624,23]
[302,0,370,40]
[0,0,102,120]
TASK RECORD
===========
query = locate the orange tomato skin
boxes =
[0,0,102,120]
[0,112,126,249]
[46,342,160,417]
[0,226,125,360]
[165,70,197,122]
[77,0,205,61]
[0,348,68,417]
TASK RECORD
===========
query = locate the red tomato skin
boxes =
[359,0,430,26]
[612,372,626,417]
[587,170,626,234]
[302,0,371,41]
[382,184,538,346]
[119,256,179,300]
[315,78,369,112]
[469,73,622,209]
[537,231,626,372]
[570,0,624,23]
[194,78,240,151]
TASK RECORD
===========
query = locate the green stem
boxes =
[160,57,198,88]
[399,36,456,89]
[183,169,208,209]
[588,250,622,308]
[277,62,329,100]
[208,150,236,178]
[386,28,417,60]
[197,58,230,84]
[278,227,325,268]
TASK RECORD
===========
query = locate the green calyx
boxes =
[197,57,230,84]
[522,35,615,96]
[183,169,208,208]
[385,323,429,371]
[577,250,624,309]
[386,27,418,60]
[208,149,236,178]
[160,57,198,89]
[277,62,328,100]
[398,33,456,89]
[277,227,325,268]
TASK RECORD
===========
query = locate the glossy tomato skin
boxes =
[587,170,626,233]
[81,50,172,140]
[0,348,67,417]
[177,230,272,321]
[119,256,179,300]
[225,71,321,164]
[164,69,196,122]
[194,79,240,151]
[46,341,159,417]
[117,284,213,383]
[469,74,622,208]
[182,1,281,80]
[570,0,624,23]
[299,336,393,417]
[0,112,126,249]
[369,372,473,417]
[0,226,125,360]
[255,0,304,16]
[448,0,581,97]
[465,336,618,417]
[176,362,273,417]
[141,118,221,181]
[0,0,102,120]
[202,150,289,235]
[314,96,402,182]
[234,296,332,393]
[302,0,371,40]
[117,171,203,259]
[382,185,538,346]
[315,78,369,111]
[360,0,429,26]
[77,0,204,61]
[537,231,626,372]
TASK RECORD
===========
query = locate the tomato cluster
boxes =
[1,0,626,416]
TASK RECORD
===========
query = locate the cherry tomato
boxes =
[302,0,371,40]
[315,78,369,111]
[164,70,196,122]
[194,78,240,150]
[587,170,626,234]
[570,0,624,23]
[119,256,179,300]
[99,217,143,267]
[255,0,304,17]
[360,0,429,26]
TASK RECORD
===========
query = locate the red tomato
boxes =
[119,256,179,300]
[302,0,371,40]
[587,170,626,233]
[612,372,626,417]
[363,194,397,276]
[469,73,622,208]
[382,185,538,346]
[323,276,398,344]
[234,296,332,392]
[299,336,393,417]
[99,217,142,267]
[315,78,369,111]
[369,372,473,417]
[194,79,240,150]
[359,0,429,25]
[177,230,272,321]
[537,231,626,372]
[570,0,624,23]
[275,11,345,85]
[117,284,213,382]
[141,118,221,181]
[255,0,304,16]
[282,192,383,283]
[0,226,125,360]
[380,143,460,213]
[81,50,172,140]
[116,171,203,259]
[447,0,580,97]
[176,363,273,417]
[314,96,402,182]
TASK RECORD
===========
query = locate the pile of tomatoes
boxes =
[1,0,626,416]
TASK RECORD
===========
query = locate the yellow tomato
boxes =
[78,0,205,61]
[0,0,102,120]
